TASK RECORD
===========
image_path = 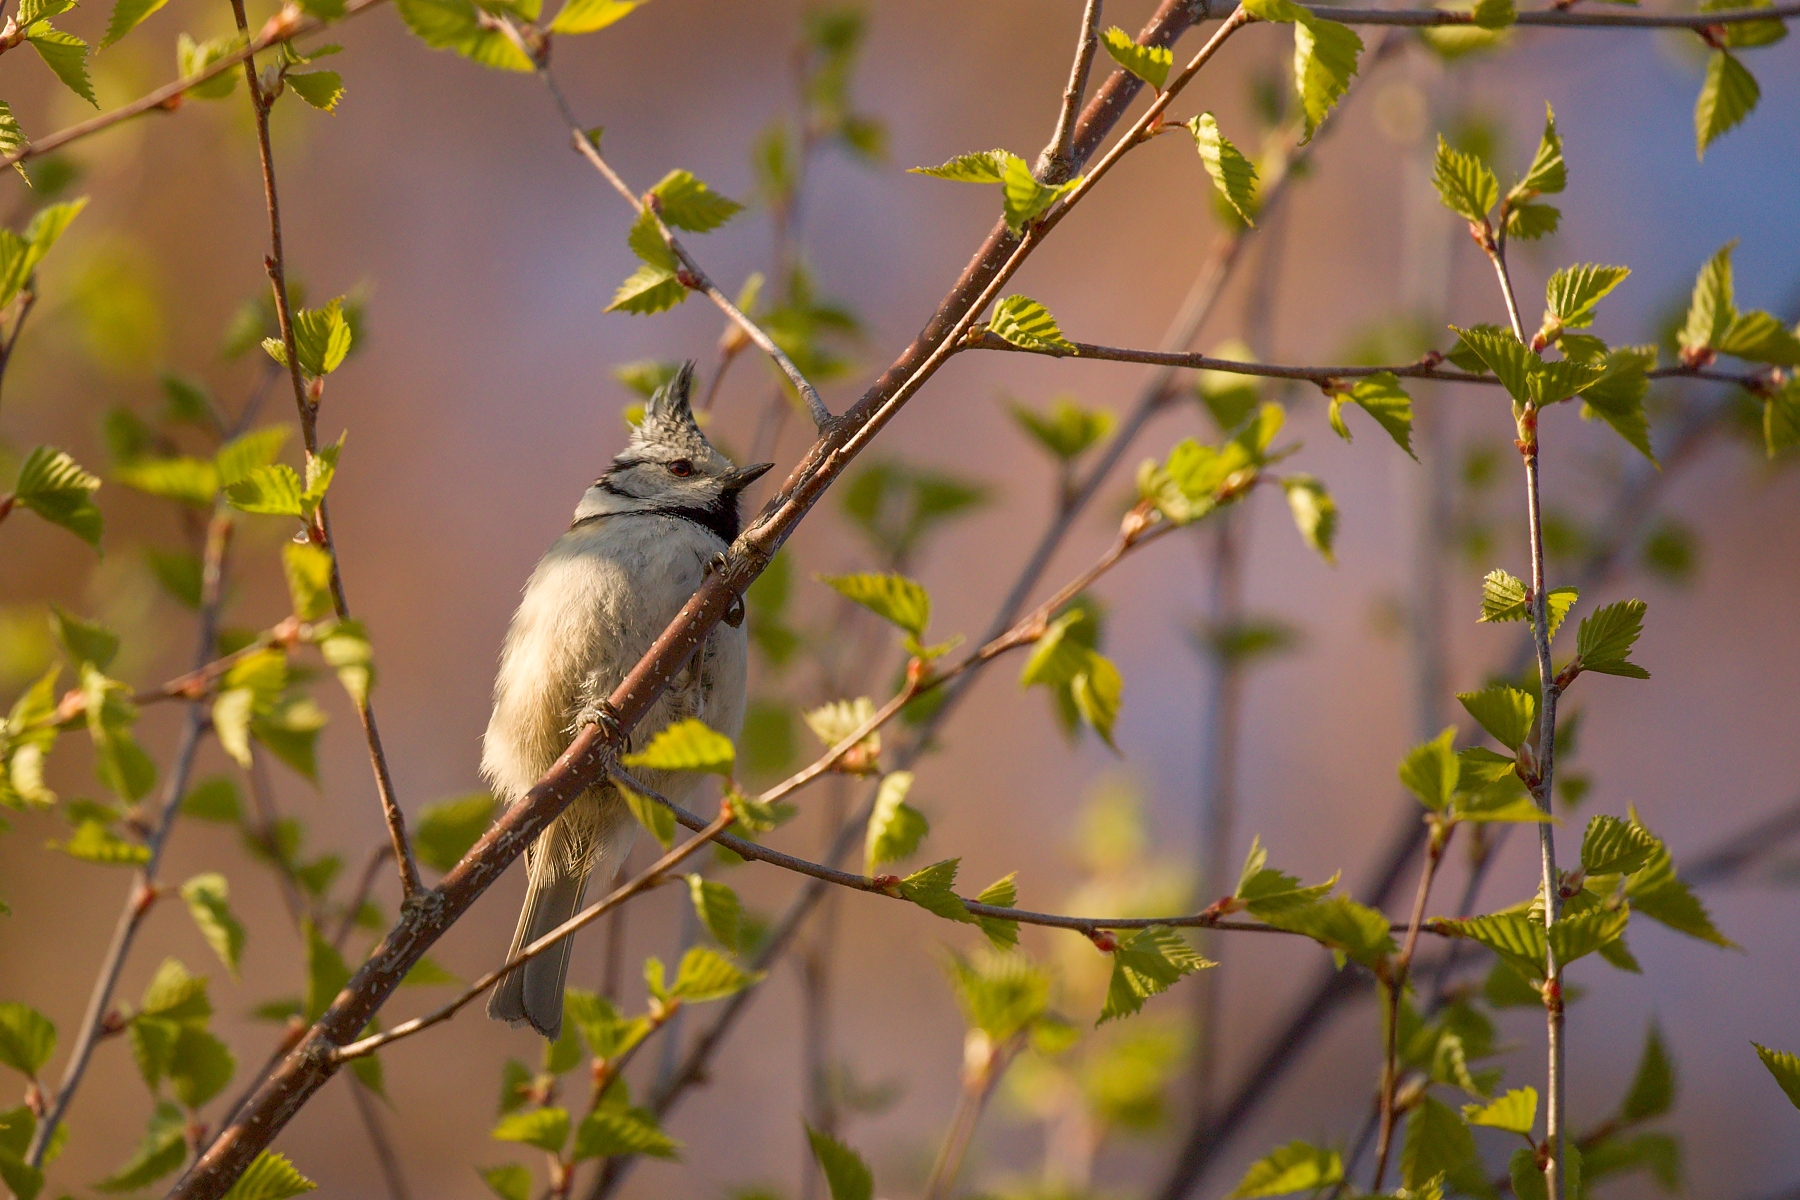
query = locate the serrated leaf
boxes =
[649,169,742,233]
[1510,104,1565,204]
[11,446,103,548]
[180,873,246,976]
[1226,1141,1343,1199]
[1400,727,1460,811]
[1717,309,1800,366]
[998,153,1077,233]
[1188,113,1258,225]
[95,1100,186,1192]
[669,945,761,1002]
[1580,814,1659,877]
[974,873,1019,949]
[286,70,344,112]
[572,1106,680,1160]
[606,262,686,315]
[1695,49,1758,159]
[1680,242,1737,354]
[1008,397,1113,460]
[908,148,1008,183]
[226,464,304,516]
[1575,599,1648,679]
[1580,346,1657,463]
[1464,1086,1536,1135]
[1432,136,1498,222]
[988,293,1075,354]
[477,1164,532,1200]
[806,1126,873,1200]
[1448,325,1533,404]
[896,858,977,924]
[140,957,211,1023]
[1402,1096,1481,1194]
[1755,1042,1800,1110]
[686,874,742,953]
[817,572,930,638]
[1624,818,1733,947]
[1546,264,1630,331]
[1477,570,1577,639]
[1243,0,1361,139]
[393,0,533,69]
[413,791,495,872]
[1233,837,1339,917]
[1281,474,1336,564]
[303,920,350,1022]
[52,820,150,865]
[1100,25,1171,89]
[621,718,734,774]
[864,770,928,873]
[617,778,674,848]
[220,1150,317,1200]
[28,25,96,107]
[565,990,650,1061]
[1261,894,1393,969]
[1099,926,1211,1023]
[1330,373,1415,458]
[0,1004,54,1078]
[546,0,638,34]
[280,542,336,623]
[167,1024,235,1108]
[100,0,170,44]
[492,1106,569,1153]
[1457,685,1535,752]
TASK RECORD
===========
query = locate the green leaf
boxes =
[1009,396,1113,462]
[114,455,220,507]
[973,873,1020,949]
[477,1164,533,1200]
[95,1100,186,1192]
[1575,599,1648,679]
[896,858,977,925]
[0,102,28,182]
[167,1025,235,1108]
[1579,346,1657,463]
[606,261,686,315]
[1243,0,1361,139]
[1329,373,1415,458]
[564,990,651,1061]
[399,955,459,987]
[1400,727,1460,811]
[0,1004,54,1078]
[50,604,117,670]
[1582,1134,1679,1192]
[281,542,336,623]
[263,297,352,377]
[1477,570,1578,639]
[572,1106,680,1160]
[998,153,1077,233]
[1549,904,1631,968]
[286,70,344,112]
[1234,837,1339,917]
[1470,0,1515,27]
[1754,1043,1800,1110]
[648,169,742,233]
[1401,1095,1480,1193]
[1717,309,1800,365]
[1509,104,1566,204]
[492,1106,569,1154]
[1457,685,1535,752]
[180,873,246,976]
[988,294,1075,354]
[11,446,102,548]
[1464,1086,1536,1135]
[1281,475,1336,564]
[1580,814,1659,877]
[621,718,734,774]
[140,957,211,1023]
[219,1150,317,1200]
[413,791,495,872]
[686,874,742,953]
[617,778,674,848]
[1261,894,1393,969]
[1545,264,1630,331]
[1188,113,1258,225]
[101,0,171,44]
[1624,818,1733,947]
[1621,1023,1674,1121]
[806,1126,873,1200]
[547,0,640,34]
[226,464,304,516]
[175,32,242,100]
[27,24,96,106]
[1695,50,1758,160]
[316,618,374,706]
[1099,926,1210,1023]
[1432,136,1498,223]
[393,0,533,69]
[1227,1141,1344,1198]
[1680,242,1737,355]
[303,920,351,1023]
[817,572,931,639]
[943,949,1049,1041]
[908,148,1008,183]
[1439,910,1545,979]
[669,945,762,1002]
[1447,324,1533,403]
[1100,25,1171,88]
[52,820,150,865]
[864,770,928,873]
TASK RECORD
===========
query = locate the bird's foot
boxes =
[574,699,629,751]
[705,551,748,628]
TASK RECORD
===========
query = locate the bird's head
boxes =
[573,361,775,541]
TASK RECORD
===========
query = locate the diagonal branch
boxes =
[1037,0,1106,185]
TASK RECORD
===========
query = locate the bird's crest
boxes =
[631,362,713,458]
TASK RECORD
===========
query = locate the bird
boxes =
[483,362,772,1039]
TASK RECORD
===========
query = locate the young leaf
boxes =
[285,71,344,112]
[1399,727,1460,812]
[617,778,674,848]
[167,1025,235,1108]
[1099,926,1211,1023]
[1463,1086,1537,1135]
[1242,0,1361,139]
[1621,1023,1675,1121]
[669,945,761,1002]
[572,1107,680,1160]
[1281,475,1336,564]
[492,1107,569,1154]
[1579,346,1657,463]
[225,464,304,516]
[1438,910,1546,979]
[1008,397,1114,461]
[179,874,246,976]
[1226,1141,1344,1199]
[1717,309,1800,365]
[27,25,96,107]
[219,1150,317,1200]
[607,262,686,315]
[1478,570,1578,639]
[1234,838,1339,918]
[1401,1096,1480,1193]
[1509,103,1566,203]
[1547,904,1631,967]
[393,0,533,70]
[476,1164,532,1200]
[1754,1043,1800,1110]
[1432,136,1498,223]
[52,820,151,865]
[973,873,1020,949]
[1695,50,1758,159]
[303,920,351,1022]
[1448,324,1533,403]
[1328,373,1415,458]
[816,572,930,639]
[1624,819,1734,948]
[1680,242,1737,355]
[1545,264,1630,331]
[1261,895,1393,969]
[686,875,742,953]
[896,858,977,925]
[1457,685,1535,752]
[0,1004,54,1078]
[546,0,639,35]
[412,792,495,872]
[1100,25,1172,89]
[11,445,103,548]
[806,1126,873,1200]
[864,770,928,874]
[648,169,743,233]
[95,1100,186,1192]
[988,294,1075,354]
[621,718,734,774]
[1189,113,1258,225]
[1580,814,1659,877]
[908,148,1009,183]
[1574,599,1649,679]
[998,154,1076,232]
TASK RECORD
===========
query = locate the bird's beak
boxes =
[724,462,776,491]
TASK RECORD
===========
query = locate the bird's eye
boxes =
[667,459,694,477]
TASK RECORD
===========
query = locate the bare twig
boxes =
[1036,0,1105,185]
[0,287,36,414]
[227,0,422,901]
[1371,820,1452,1188]
[922,1030,1025,1200]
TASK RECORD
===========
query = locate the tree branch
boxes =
[1036,0,1105,185]
[1306,1,1800,24]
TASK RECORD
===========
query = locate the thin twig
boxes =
[331,806,734,1062]
[228,0,422,900]
[0,288,36,414]
[922,1031,1025,1200]
[1036,0,1105,185]
[545,73,833,431]
[333,843,395,949]
[1305,1,1800,24]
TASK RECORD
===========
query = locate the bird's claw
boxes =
[575,699,628,751]
[706,551,747,628]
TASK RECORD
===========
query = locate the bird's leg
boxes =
[572,673,629,751]
[705,550,747,628]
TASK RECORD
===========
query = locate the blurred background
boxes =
[1,0,1797,1196]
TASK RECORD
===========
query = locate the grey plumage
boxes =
[484,363,770,1039]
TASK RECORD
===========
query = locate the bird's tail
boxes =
[488,865,588,1040]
